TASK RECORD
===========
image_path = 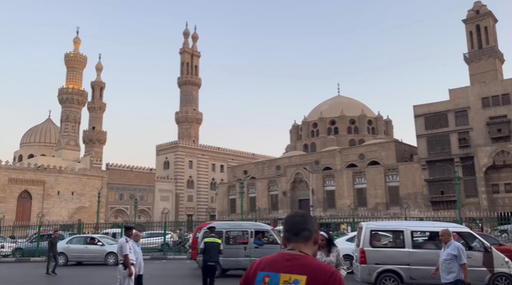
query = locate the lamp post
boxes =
[399,201,410,221]
[161,208,170,256]
[302,167,315,216]
[96,188,102,230]
[437,162,472,225]
[348,202,356,232]
[130,194,139,225]
[0,213,4,238]
[236,175,251,221]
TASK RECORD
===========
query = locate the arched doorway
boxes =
[15,190,32,223]
[108,209,130,222]
[290,173,310,212]
[137,209,152,222]
[484,150,512,195]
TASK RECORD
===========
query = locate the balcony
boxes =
[464,46,504,64]
[429,194,457,202]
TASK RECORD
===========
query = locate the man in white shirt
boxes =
[117,226,136,285]
[132,231,144,285]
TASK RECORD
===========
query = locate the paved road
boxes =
[0,260,363,285]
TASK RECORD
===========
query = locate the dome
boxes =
[306,95,376,121]
[281,151,306,157]
[20,117,60,147]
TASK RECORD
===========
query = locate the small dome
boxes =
[307,95,376,121]
[362,139,388,145]
[281,151,306,157]
[95,60,103,72]
[20,117,60,147]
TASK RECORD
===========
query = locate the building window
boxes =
[210,180,217,191]
[325,190,336,209]
[505,183,512,194]
[502,94,511,106]
[163,159,170,170]
[229,198,236,214]
[425,113,449,130]
[455,110,469,126]
[427,159,454,178]
[188,160,193,169]
[476,24,483,50]
[427,134,451,157]
[349,139,356,147]
[492,95,501,107]
[186,178,195,189]
[327,127,332,136]
[354,126,359,134]
[270,194,279,212]
[220,165,225,173]
[333,127,339,135]
[315,129,319,137]
[469,31,474,50]
[358,139,365,145]
[484,26,489,46]
[458,131,470,147]
[310,142,317,153]
[388,186,400,207]
[347,126,353,134]
[356,188,367,208]
[482,97,491,108]
[212,164,216,172]
[187,195,193,202]
[310,130,315,138]
[18,154,23,162]
[249,196,256,213]
[461,157,477,198]
[303,144,309,153]
[492,184,500,194]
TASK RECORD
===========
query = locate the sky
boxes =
[1,0,511,168]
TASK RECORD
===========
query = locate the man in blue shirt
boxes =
[254,232,265,247]
[431,229,469,285]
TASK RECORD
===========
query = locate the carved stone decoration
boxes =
[353,177,367,186]
[386,174,400,183]
[323,175,335,190]
[268,180,278,194]
[494,150,512,166]
[228,185,237,198]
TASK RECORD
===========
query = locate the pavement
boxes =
[0,259,364,285]
[0,255,187,263]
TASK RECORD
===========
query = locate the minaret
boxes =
[55,27,88,161]
[462,1,504,85]
[83,54,107,169]
[175,23,203,144]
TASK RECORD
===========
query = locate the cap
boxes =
[124,225,135,231]
[206,226,216,231]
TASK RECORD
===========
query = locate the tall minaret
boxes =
[83,54,107,169]
[55,27,88,161]
[462,1,505,85]
[175,23,203,144]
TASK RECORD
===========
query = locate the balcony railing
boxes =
[464,46,504,62]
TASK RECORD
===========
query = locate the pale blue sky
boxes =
[1,1,511,167]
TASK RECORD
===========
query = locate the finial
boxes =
[337,83,340,95]
[48,109,52,118]
[76,26,80,36]
[194,25,197,32]
[99,53,102,61]
[186,21,188,29]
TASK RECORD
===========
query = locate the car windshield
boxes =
[99,236,118,245]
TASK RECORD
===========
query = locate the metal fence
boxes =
[1,211,512,258]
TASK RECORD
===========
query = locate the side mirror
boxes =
[97,242,104,246]
[485,244,492,252]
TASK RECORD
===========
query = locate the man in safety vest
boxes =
[199,226,223,285]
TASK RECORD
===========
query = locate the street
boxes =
[0,260,364,285]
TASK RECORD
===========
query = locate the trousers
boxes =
[202,262,217,285]
[117,264,134,285]
[135,274,143,285]
[46,253,58,273]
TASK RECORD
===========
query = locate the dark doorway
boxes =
[15,190,32,223]
[298,199,310,212]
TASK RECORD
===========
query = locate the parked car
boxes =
[99,229,122,240]
[140,231,173,250]
[57,235,119,266]
[0,236,17,257]
[475,232,512,260]
[11,232,70,257]
[335,232,357,273]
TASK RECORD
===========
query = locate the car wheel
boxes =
[105,253,118,266]
[58,253,68,266]
[12,249,23,258]
[343,255,354,273]
[490,273,512,285]
[376,272,402,285]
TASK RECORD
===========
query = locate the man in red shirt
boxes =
[240,211,345,285]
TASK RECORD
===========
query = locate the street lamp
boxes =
[96,188,103,230]
[130,194,139,225]
[235,175,251,221]
[348,202,356,232]
[437,161,473,225]
[399,201,410,221]
[0,213,4,238]
[302,167,315,216]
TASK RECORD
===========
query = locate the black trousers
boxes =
[202,263,217,285]
[135,274,143,285]
[46,253,58,273]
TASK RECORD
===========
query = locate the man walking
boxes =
[431,229,470,285]
[117,226,136,285]
[45,230,59,276]
[200,226,223,285]
[132,231,144,285]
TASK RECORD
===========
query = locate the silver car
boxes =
[57,235,119,266]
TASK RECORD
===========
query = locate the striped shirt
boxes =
[439,241,467,283]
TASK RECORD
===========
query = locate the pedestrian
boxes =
[117,225,137,285]
[240,211,344,285]
[132,231,144,285]
[178,228,185,240]
[200,226,223,285]
[45,230,59,276]
[317,231,347,277]
[431,229,470,285]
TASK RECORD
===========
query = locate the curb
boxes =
[0,256,188,263]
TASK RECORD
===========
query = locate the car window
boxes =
[99,236,118,245]
[479,234,500,246]
[454,232,486,252]
[41,234,51,242]
[58,234,66,240]
[67,237,86,245]
[201,231,223,242]
[225,231,248,245]
[355,227,362,248]
[370,230,405,248]
[346,236,356,243]
[411,231,442,250]
[255,231,279,245]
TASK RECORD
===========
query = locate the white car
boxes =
[0,236,16,257]
[335,232,357,273]
[139,231,174,250]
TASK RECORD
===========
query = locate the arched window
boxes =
[15,190,32,222]
[367,126,371,134]
[367,160,381,166]
[181,62,184,75]
[334,127,339,135]
[18,154,23,162]
[327,127,332,136]
[484,26,489,46]
[346,163,358,169]
[354,126,359,134]
[469,31,474,50]
[210,180,217,191]
[186,62,190,75]
[187,178,195,189]
[163,159,170,170]
[322,167,333,171]
[349,139,356,146]
[358,139,365,145]
[315,129,319,137]
[303,144,309,153]
[27,154,35,159]
[371,127,376,135]
[347,126,353,134]
[310,142,317,153]
[40,154,46,157]
[195,65,198,76]
[476,24,483,50]
[310,130,315,138]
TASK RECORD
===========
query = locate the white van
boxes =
[354,221,512,285]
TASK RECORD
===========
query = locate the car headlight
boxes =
[504,257,512,272]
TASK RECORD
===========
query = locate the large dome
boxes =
[20,117,60,147]
[306,95,376,121]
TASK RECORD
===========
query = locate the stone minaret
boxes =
[175,23,203,144]
[83,54,107,169]
[56,27,88,162]
[462,1,504,85]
